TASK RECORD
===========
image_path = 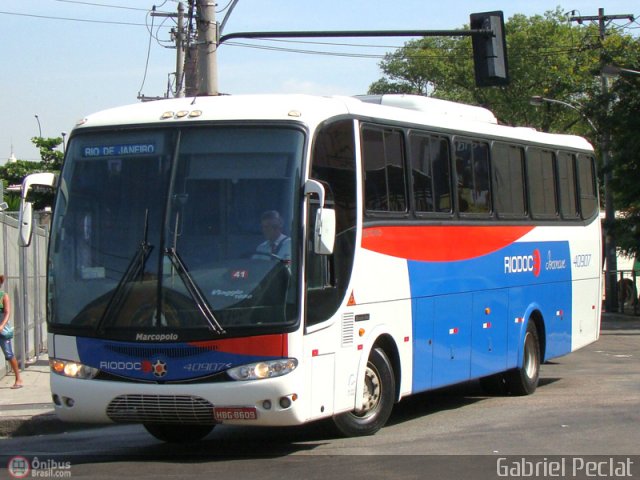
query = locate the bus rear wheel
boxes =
[506,321,541,395]
[333,347,395,437]
[143,423,214,443]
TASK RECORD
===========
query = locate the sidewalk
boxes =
[0,353,67,438]
[0,312,638,438]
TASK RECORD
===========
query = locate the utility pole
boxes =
[175,2,186,98]
[149,3,188,99]
[570,9,634,313]
[196,0,218,96]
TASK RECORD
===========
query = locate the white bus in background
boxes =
[20,93,602,443]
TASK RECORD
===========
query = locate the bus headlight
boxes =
[227,358,298,381]
[50,358,99,380]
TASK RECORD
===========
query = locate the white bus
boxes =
[30,94,601,442]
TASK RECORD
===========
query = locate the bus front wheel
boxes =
[506,321,541,395]
[332,347,395,437]
[143,423,214,443]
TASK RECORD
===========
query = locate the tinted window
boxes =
[577,154,598,219]
[409,132,452,214]
[492,143,526,217]
[455,139,491,214]
[527,148,557,218]
[363,126,407,213]
[557,152,579,219]
[308,120,357,325]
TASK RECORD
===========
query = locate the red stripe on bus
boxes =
[361,225,534,262]
[190,334,287,357]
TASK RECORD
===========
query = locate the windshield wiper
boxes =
[165,247,226,335]
[96,211,153,334]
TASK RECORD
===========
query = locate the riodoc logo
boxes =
[504,249,541,277]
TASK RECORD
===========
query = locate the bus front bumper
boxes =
[50,370,308,427]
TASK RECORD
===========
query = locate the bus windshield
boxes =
[48,125,304,338]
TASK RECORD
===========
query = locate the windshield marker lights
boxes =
[160,110,203,120]
[50,358,99,380]
[227,358,298,381]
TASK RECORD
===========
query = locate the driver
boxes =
[255,210,291,261]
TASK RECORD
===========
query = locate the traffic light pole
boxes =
[218,11,508,88]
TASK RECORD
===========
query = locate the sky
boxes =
[1,0,638,162]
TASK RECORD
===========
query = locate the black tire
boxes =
[143,423,214,443]
[505,321,541,396]
[333,347,395,437]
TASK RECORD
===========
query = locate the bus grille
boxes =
[106,394,216,424]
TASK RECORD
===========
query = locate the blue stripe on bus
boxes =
[75,337,279,381]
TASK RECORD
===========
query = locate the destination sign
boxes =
[82,143,156,157]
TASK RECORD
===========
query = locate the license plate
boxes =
[214,407,258,421]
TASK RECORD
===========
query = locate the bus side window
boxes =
[363,125,407,213]
[557,151,579,219]
[577,154,598,219]
[454,138,491,215]
[409,132,452,215]
[492,143,526,217]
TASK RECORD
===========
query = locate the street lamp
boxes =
[529,96,598,134]
[602,64,640,78]
[530,94,617,313]
[61,132,67,155]
[34,115,42,138]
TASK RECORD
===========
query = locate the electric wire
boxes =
[0,10,146,26]
[51,0,150,12]
[138,11,155,97]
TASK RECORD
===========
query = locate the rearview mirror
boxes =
[304,179,336,255]
[18,202,33,247]
[18,172,57,247]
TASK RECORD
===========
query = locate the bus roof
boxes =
[73,94,594,152]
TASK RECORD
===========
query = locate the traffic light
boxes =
[470,11,509,87]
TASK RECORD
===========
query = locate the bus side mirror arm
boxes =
[18,172,57,247]
[304,179,336,255]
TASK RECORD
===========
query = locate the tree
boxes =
[607,58,640,256]
[32,136,64,170]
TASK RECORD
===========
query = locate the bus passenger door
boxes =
[432,294,472,388]
[471,291,508,378]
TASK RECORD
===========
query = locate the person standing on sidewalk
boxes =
[0,274,23,389]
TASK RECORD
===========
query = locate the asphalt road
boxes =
[1,316,639,479]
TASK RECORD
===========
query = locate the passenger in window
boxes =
[255,210,291,261]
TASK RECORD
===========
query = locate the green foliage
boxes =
[31,136,64,170]
[609,64,640,256]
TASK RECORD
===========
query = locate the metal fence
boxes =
[0,211,48,379]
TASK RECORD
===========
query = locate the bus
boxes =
[25,93,601,443]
